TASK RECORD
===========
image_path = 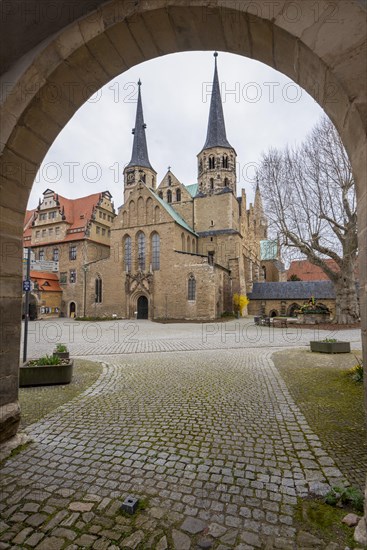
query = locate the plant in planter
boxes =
[297,297,332,324]
[20,353,73,387]
[310,337,351,354]
[53,342,70,359]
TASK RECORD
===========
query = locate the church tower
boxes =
[124,80,157,202]
[197,53,237,196]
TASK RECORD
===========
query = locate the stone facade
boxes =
[23,189,116,317]
[81,58,268,321]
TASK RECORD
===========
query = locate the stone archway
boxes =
[0,0,366,537]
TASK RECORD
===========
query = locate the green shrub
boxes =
[321,338,337,343]
[55,343,68,353]
[324,485,364,513]
[347,356,364,383]
[29,354,61,366]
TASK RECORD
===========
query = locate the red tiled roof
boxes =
[287,259,339,281]
[30,271,62,292]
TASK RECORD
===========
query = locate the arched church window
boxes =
[151,233,160,271]
[158,191,163,199]
[137,231,146,271]
[124,235,132,272]
[187,235,191,253]
[95,276,102,303]
[188,274,196,301]
[167,190,172,203]
[176,188,181,202]
[222,155,229,168]
[209,156,215,170]
[224,177,229,187]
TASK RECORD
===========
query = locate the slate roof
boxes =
[126,81,154,170]
[248,281,336,300]
[147,188,197,236]
[185,184,198,197]
[201,53,233,152]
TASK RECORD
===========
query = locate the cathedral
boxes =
[85,53,268,320]
[24,54,271,321]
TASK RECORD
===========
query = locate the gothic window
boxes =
[39,249,45,261]
[210,178,214,191]
[209,156,215,169]
[176,188,181,202]
[154,206,160,223]
[158,191,163,199]
[192,238,196,253]
[95,276,102,303]
[151,233,160,271]
[137,231,146,271]
[53,248,59,262]
[222,155,229,168]
[188,274,196,301]
[224,177,229,187]
[187,235,191,253]
[124,235,132,272]
[167,189,172,203]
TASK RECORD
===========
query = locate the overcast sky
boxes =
[28,51,325,210]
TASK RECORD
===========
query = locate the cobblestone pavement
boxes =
[2,326,360,549]
[21,318,362,359]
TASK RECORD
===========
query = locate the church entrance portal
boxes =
[137,296,148,319]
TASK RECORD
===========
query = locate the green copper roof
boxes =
[260,240,278,261]
[185,184,198,197]
[147,188,197,236]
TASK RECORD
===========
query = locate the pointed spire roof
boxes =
[127,80,154,170]
[201,52,233,152]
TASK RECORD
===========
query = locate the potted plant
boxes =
[20,354,73,387]
[310,338,351,354]
[53,342,69,359]
[297,297,332,324]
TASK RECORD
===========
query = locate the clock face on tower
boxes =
[127,171,135,184]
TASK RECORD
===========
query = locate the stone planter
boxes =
[53,351,70,360]
[297,312,331,324]
[310,341,351,354]
[19,360,73,387]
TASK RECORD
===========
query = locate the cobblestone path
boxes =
[0,348,348,549]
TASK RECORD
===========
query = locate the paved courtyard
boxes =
[0,319,363,549]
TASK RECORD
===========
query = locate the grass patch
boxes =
[273,349,366,491]
[19,359,103,428]
[295,497,360,547]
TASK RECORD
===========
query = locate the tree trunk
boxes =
[333,274,360,324]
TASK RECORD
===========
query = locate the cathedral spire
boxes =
[201,52,233,151]
[127,80,153,170]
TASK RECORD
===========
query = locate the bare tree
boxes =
[257,116,359,324]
